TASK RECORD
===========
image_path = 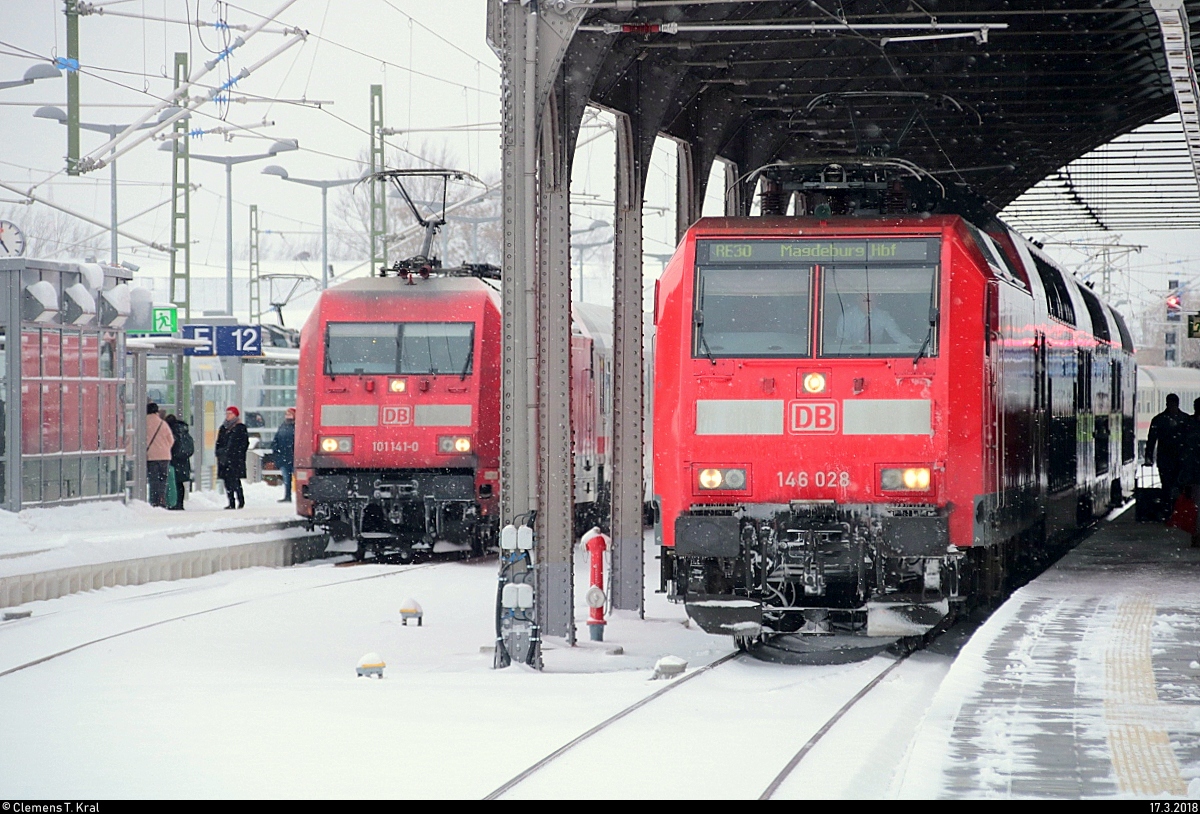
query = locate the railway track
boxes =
[484,650,742,800]
[0,555,480,680]
[485,643,919,800]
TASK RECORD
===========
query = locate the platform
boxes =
[898,507,1200,798]
[0,483,320,609]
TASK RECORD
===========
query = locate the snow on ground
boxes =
[0,482,301,578]
[0,532,957,799]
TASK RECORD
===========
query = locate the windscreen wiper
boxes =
[913,305,939,366]
[695,311,716,365]
[460,342,474,380]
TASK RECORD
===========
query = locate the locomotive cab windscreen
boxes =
[326,322,475,376]
[693,238,940,361]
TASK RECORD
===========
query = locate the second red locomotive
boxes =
[294,270,613,559]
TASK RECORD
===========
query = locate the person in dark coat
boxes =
[273,407,296,502]
[215,406,250,509]
[165,414,194,511]
[1173,398,1200,547]
[1145,392,1190,514]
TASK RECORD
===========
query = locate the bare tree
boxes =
[0,203,105,260]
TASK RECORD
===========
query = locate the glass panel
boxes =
[61,381,80,452]
[41,458,60,503]
[61,329,80,377]
[820,266,938,358]
[99,331,118,378]
[101,382,119,450]
[399,323,474,375]
[326,323,398,375]
[21,382,39,455]
[82,333,99,377]
[41,329,61,377]
[41,382,60,454]
[22,458,40,503]
[61,457,80,500]
[694,267,811,358]
[21,330,39,378]
[81,382,99,450]
[82,456,99,497]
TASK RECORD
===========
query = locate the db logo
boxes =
[790,400,837,433]
[382,406,413,426]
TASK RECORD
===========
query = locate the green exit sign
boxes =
[151,306,177,334]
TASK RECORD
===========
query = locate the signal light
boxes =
[438,435,472,454]
[697,467,748,491]
[802,372,827,394]
[1167,294,1182,322]
[880,467,931,491]
[319,436,353,454]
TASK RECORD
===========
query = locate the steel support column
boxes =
[536,89,575,642]
[675,140,700,243]
[491,0,586,649]
[723,160,743,217]
[168,53,191,320]
[610,111,644,615]
[369,85,387,274]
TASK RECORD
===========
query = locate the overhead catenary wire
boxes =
[0,180,168,253]
[73,0,304,171]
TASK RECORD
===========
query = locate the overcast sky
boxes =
[1,0,1197,328]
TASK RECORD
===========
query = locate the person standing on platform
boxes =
[1173,398,1200,547]
[165,414,194,511]
[216,406,249,510]
[1146,393,1190,515]
[273,407,296,503]
[145,403,175,509]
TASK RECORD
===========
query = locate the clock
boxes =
[0,220,26,257]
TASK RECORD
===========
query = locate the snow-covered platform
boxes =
[897,507,1200,798]
[0,483,319,608]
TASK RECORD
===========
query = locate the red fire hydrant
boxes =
[582,527,609,641]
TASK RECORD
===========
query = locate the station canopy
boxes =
[563,0,1200,230]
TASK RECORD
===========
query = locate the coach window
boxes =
[399,323,474,375]
[693,265,811,358]
[326,323,400,375]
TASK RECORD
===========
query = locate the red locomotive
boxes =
[653,162,1136,645]
[294,168,609,559]
[294,269,502,557]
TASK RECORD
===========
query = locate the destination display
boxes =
[698,238,938,265]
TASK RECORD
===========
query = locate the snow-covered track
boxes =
[484,650,741,800]
[759,648,914,799]
[0,559,465,679]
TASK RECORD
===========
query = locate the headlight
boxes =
[388,378,407,394]
[438,435,472,454]
[697,467,747,491]
[319,436,353,454]
[802,372,827,394]
[881,467,931,491]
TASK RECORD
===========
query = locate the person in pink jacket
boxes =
[146,402,175,508]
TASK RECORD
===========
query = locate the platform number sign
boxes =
[183,324,262,356]
[1189,313,1200,339]
[216,325,262,356]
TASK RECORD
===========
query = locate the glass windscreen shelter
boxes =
[0,258,133,511]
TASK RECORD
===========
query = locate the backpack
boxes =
[176,427,195,459]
